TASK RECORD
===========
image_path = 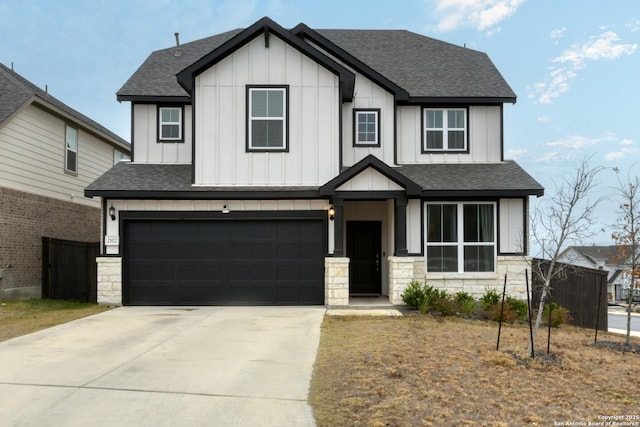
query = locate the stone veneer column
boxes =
[97,256,122,306]
[325,257,350,306]
[388,256,416,305]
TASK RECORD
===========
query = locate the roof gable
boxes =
[320,155,422,196]
[176,17,355,102]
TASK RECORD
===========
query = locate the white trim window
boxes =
[248,87,287,151]
[65,125,78,174]
[354,109,380,146]
[425,202,496,273]
[159,107,182,141]
[424,108,467,151]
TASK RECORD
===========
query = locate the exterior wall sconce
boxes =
[108,205,116,221]
[222,205,230,214]
[328,205,335,221]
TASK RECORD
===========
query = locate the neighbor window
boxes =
[425,202,495,273]
[423,108,467,152]
[247,86,287,151]
[65,125,78,173]
[354,109,380,146]
[158,106,183,141]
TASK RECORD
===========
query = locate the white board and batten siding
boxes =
[193,35,340,187]
[132,104,192,164]
[0,104,117,207]
[104,199,333,255]
[341,73,396,167]
[499,198,525,254]
[397,105,502,164]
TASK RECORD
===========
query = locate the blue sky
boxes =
[2,0,639,245]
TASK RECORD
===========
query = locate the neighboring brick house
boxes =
[558,245,635,303]
[0,63,130,299]
[86,17,543,306]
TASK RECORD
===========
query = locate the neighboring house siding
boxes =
[0,104,114,207]
[341,73,395,167]
[193,35,340,186]
[0,187,99,299]
[397,105,502,164]
[132,104,192,164]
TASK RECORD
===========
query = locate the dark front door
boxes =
[347,221,382,295]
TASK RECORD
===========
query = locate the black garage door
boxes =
[124,219,325,305]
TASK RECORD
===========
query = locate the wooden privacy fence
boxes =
[42,237,99,303]
[532,259,608,331]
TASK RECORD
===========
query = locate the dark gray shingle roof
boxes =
[397,161,543,196]
[0,63,130,150]
[86,160,542,198]
[117,29,243,99]
[117,22,515,101]
[316,29,515,100]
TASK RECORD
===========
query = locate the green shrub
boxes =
[486,303,519,323]
[418,286,449,315]
[480,288,501,312]
[454,292,477,316]
[506,296,528,321]
[542,302,570,327]
[401,280,426,309]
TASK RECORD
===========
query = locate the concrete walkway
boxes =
[0,306,325,427]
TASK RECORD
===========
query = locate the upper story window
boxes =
[425,202,495,273]
[354,109,380,147]
[65,125,78,174]
[247,86,288,152]
[423,108,467,152]
[158,106,183,142]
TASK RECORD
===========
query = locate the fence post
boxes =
[496,274,507,351]
[526,269,535,359]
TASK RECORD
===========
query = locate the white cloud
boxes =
[537,116,551,123]
[545,135,612,150]
[605,139,636,161]
[626,19,640,32]
[527,67,576,104]
[528,31,637,104]
[550,27,566,40]
[553,31,637,69]
[430,0,526,33]
[536,135,617,163]
[505,148,528,160]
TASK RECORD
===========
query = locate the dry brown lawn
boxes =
[309,314,640,426]
[0,299,109,342]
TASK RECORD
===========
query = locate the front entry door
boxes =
[347,221,382,295]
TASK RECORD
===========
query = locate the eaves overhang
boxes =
[176,17,355,102]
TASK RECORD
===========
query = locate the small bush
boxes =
[454,292,477,316]
[542,303,570,327]
[401,280,426,309]
[480,288,501,312]
[506,296,528,321]
[419,286,450,315]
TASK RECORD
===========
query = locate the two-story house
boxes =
[0,62,130,300]
[86,17,543,306]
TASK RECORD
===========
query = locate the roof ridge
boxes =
[0,62,38,97]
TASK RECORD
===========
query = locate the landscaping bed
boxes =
[309,314,640,426]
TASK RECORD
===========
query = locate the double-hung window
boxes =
[423,108,467,152]
[354,109,380,146]
[158,106,183,141]
[425,202,495,273]
[247,86,288,151]
[65,125,78,174]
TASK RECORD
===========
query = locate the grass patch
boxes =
[0,299,109,342]
[309,315,640,426]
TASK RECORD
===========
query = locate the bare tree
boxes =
[611,170,640,348]
[529,160,604,352]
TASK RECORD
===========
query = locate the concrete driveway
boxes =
[0,306,325,427]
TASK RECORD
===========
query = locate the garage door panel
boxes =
[125,219,324,305]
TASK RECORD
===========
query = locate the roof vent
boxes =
[174,32,182,57]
